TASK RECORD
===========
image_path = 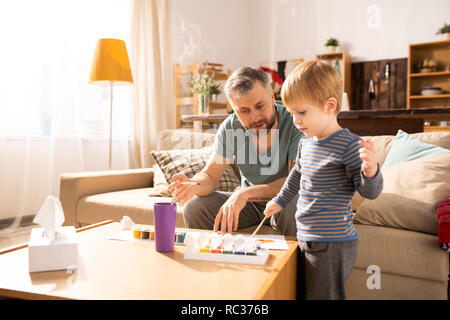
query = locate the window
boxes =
[0,0,131,137]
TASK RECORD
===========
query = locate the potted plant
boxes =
[324,37,340,52]
[209,83,222,101]
[436,23,450,40]
[191,67,216,114]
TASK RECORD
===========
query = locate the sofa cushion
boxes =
[359,131,450,169]
[77,188,186,228]
[151,147,240,192]
[382,130,450,170]
[147,165,171,197]
[350,135,395,211]
[350,131,450,211]
[354,154,450,235]
[409,131,450,150]
[353,224,448,283]
[346,268,448,300]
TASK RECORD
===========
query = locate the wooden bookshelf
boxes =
[409,71,450,78]
[407,40,450,109]
[174,61,232,128]
[424,125,450,132]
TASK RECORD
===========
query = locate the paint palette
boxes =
[183,232,270,265]
[131,226,186,244]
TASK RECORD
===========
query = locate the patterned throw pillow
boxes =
[150,147,240,192]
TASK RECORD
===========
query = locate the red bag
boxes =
[436,197,450,251]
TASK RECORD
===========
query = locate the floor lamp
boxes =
[89,38,133,170]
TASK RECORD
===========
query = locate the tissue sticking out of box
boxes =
[33,195,65,241]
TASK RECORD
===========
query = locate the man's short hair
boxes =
[281,59,342,114]
[224,66,272,100]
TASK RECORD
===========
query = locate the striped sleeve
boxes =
[272,143,301,208]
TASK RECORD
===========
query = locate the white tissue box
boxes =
[28,226,79,273]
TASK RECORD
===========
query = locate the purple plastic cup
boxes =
[154,202,177,252]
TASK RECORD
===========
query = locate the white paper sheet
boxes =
[246,235,289,250]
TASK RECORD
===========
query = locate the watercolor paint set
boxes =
[131,226,186,244]
[183,232,270,265]
[111,216,278,265]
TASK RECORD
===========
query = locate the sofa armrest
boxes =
[59,168,154,227]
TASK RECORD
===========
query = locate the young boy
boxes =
[263,60,383,300]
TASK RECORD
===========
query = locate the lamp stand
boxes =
[108,81,113,170]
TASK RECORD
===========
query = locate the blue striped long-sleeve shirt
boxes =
[273,129,383,242]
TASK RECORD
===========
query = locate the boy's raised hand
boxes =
[358,139,378,178]
[263,200,283,218]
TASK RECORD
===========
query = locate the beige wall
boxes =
[172,0,450,69]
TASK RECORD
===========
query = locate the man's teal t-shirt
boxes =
[213,102,303,187]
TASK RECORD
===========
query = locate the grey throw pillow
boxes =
[150,147,240,192]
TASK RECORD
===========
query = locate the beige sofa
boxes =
[59,129,450,300]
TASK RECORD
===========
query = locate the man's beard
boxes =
[247,109,277,134]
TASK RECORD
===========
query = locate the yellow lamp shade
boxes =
[89,38,133,85]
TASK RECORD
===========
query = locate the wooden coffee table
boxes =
[0,220,299,300]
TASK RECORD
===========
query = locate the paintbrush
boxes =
[249,215,267,240]
[171,188,177,205]
[243,215,268,251]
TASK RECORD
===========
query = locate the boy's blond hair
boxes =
[281,59,343,114]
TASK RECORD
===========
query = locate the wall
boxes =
[270,0,450,62]
[171,0,279,70]
[171,0,255,70]
[172,0,450,69]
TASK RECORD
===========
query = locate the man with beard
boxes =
[169,66,303,235]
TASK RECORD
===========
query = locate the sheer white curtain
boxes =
[0,0,132,238]
[129,0,175,168]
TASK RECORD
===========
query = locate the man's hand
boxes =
[263,200,283,218]
[168,173,199,206]
[213,189,249,234]
[358,139,378,178]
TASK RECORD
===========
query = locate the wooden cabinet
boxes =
[350,58,407,110]
[315,51,351,108]
[337,108,450,135]
[407,40,450,109]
